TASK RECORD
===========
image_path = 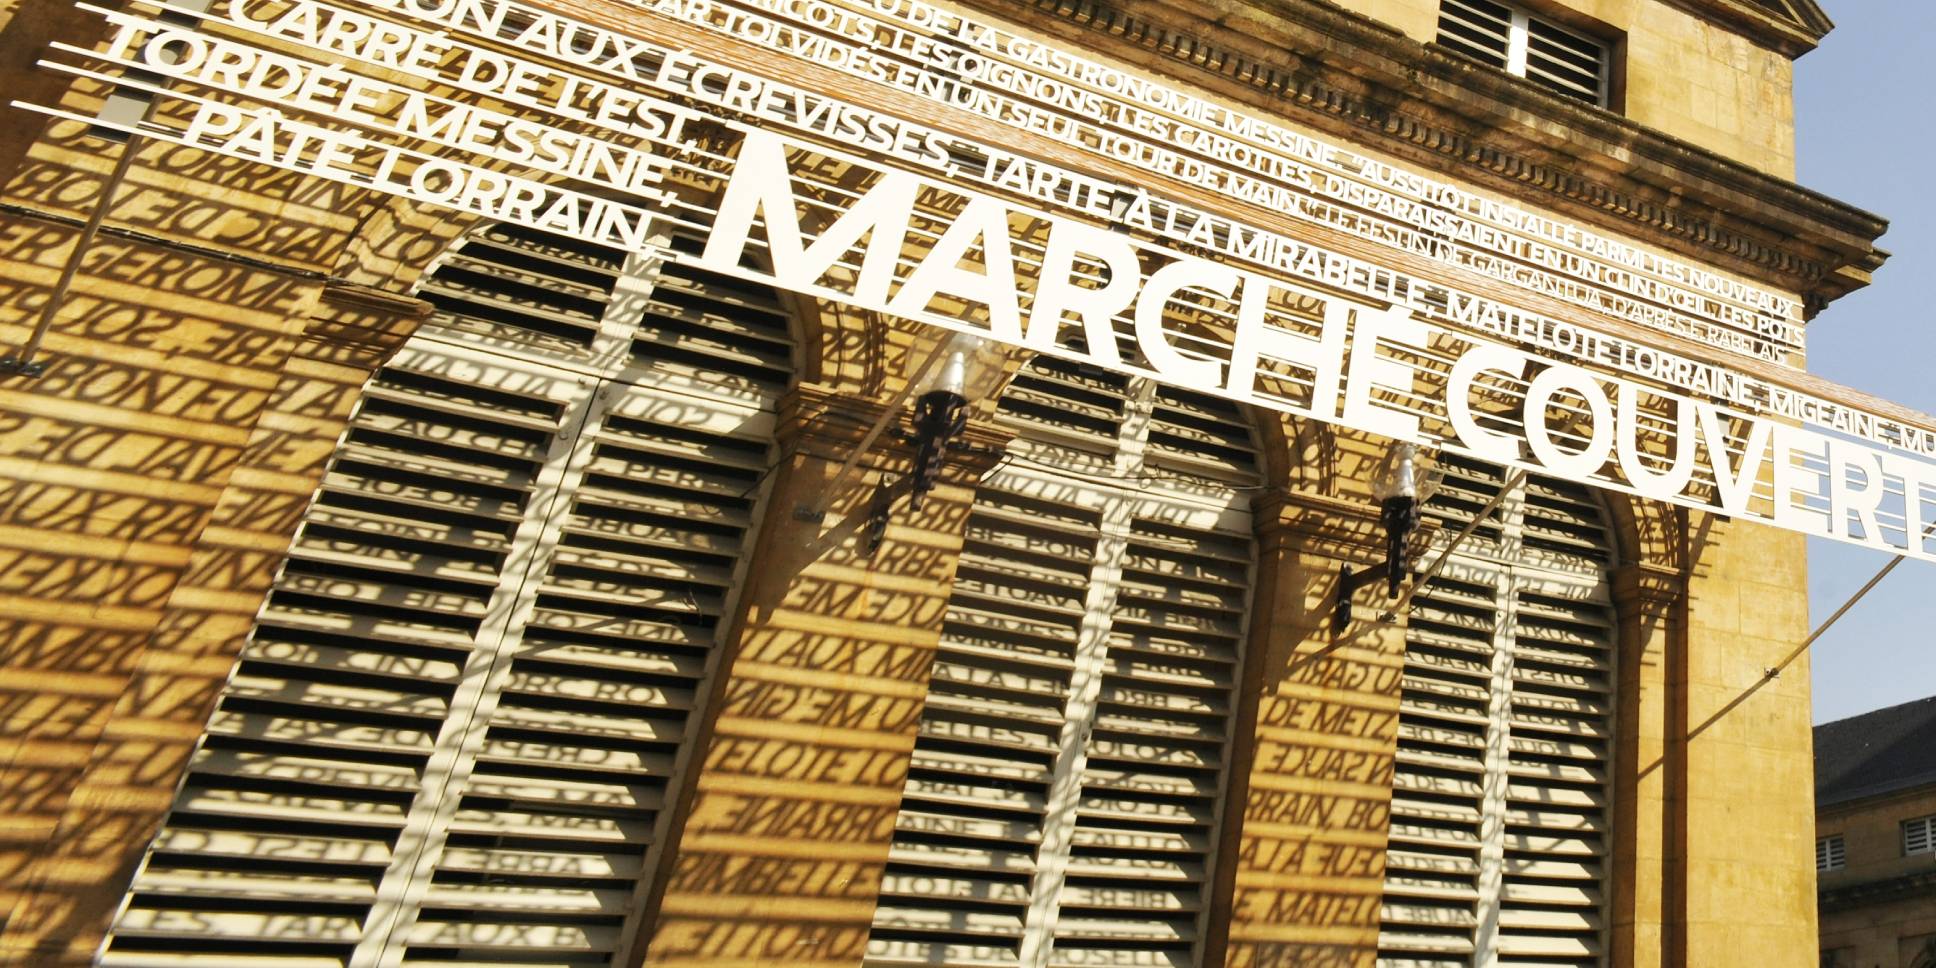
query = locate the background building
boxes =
[1818,697,1936,968]
[0,0,1894,966]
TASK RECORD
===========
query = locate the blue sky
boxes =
[1795,3,1936,724]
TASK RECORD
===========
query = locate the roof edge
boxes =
[952,0,1887,309]
[1658,0,1834,58]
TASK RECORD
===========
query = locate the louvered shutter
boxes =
[1379,455,1615,968]
[1436,0,1609,106]
[1523,18,1607,105]
[1816,836,1845,872]
[1907,817,1936,857]
[868,360,1259,968]
[105,226,794,967]
[1436,0,1515,70]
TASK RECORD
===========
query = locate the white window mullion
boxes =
[107,231,794,968]
[1469,582,1518,965]
[352,376,602,968]
[1382,464,1613,968]
[1016,379,1158,968]
[1460,484,1524,968]
[1505,10,1531,78]
[1816,835,1845,871]
[874,366,1256,968]
[1437,1,1610,107]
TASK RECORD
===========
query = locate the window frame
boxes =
[1435,0,1617,108]
[1816,833,1846,872]
[1375,461,1620,965]
[1905,815,1936,857]
[864,364,1265,967]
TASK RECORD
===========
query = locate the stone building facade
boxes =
[1817,697,1936,968]
[0,0,1893,966]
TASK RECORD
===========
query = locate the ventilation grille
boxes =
[106,228,792,966]
[1378,454,1614,968]
[868,360,1257,968]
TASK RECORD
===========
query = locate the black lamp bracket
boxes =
[0,356,47,379]
[1332,495,1421,635]
[907,389,969,512]
[863,389,970,555]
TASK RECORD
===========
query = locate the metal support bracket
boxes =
[1334,560,1403,636]
[0,357,48,379]
[794,339,953,524]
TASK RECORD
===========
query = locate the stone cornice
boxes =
[1818,867,1936,913]
[960,0,1887,313]
[1660,0,1833,58]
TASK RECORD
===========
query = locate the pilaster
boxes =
[1610,551,1687,968]
[1217,483,1405,968]
[640,382,1008,967]
[1672,512,1819,968]
[0,268,431,965]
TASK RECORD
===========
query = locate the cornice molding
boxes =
[1660,0,1833,58]
[1818,867,1936,913]
[963,0,1886,313]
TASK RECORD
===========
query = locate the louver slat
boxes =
[108,331,580,965]
[384,258,787,965]
[1436,0,1513,66]
[106,227,792,968]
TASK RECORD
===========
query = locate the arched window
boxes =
[1377,454,1618,967]
[103,226,795,966]
[866,357,1260,968]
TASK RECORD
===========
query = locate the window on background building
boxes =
[1436,0,1613,106]
[102,226,796,966]
[1377,454,1617,967]
[1911,936,1936,968]
[1907,815,1936,856]
[1816,834,1846,872]
[865,357,1261,967]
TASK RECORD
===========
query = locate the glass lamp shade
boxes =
[909,331,1003,401]
[1370,442,1440,503]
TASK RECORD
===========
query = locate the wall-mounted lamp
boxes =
[907,340,975,512]
[1334,442,1440,634]
[862,332,999,555]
